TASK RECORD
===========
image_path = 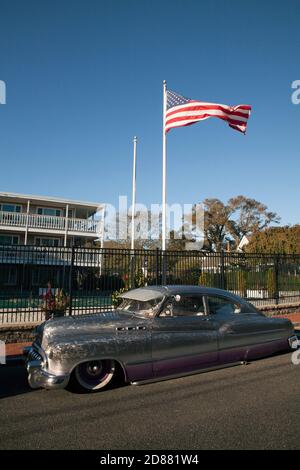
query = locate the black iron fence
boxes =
[1,245,300,324]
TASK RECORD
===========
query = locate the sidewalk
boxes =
[5,342,31,361]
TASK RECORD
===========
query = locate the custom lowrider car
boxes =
[25,285,297,392]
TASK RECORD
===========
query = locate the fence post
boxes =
[220,250,225,290]
[162,250,167,285]
[130,251,135,289]
[274,254,280,305]
[155,248,160,286]
[68,246,75,316]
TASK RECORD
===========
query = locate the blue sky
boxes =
[0,0,299,225]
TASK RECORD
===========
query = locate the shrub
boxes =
[42,287,69,320]
[183,267,202,285]
[97,274,125,292]
[267,268,277,298]
[112,287,127,308]
[237,270,247,297]
[199,272,214,287]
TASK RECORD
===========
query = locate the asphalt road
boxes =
[0,351,299,450]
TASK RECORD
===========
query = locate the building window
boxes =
[1,267,17,286]
[64,208,73,218]
[0,235,19,245]
[32,268,60,286]
[35,237,60,247]
[0,204,21,213]
[31,269,40,286]
[37,207,62,217]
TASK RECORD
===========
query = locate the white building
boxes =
[237,235,250,252]
[0,191,105,247]
[0,192,105,291]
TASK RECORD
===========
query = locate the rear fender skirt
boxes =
[244,338,289,361]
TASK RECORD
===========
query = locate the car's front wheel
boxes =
[70,359,116,392]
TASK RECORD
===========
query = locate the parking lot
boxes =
[0,351,299,450]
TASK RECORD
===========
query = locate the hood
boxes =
[36,310,143,350]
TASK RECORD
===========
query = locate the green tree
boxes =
[203,198,233,251]
[246,225,300,254]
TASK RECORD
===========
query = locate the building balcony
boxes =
[0,245,102,267]
[0,211,101,237]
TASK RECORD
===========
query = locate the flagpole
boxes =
[131,136,137,251]
[162,80,167,251]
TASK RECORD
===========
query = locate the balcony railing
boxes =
[0,211,100,234]
[0,245,103,266]
[68,217,99,233]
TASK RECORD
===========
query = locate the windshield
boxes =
[118,297,163,318]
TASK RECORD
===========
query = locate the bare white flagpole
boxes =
[162,80,167,251]
[131,136,137,250]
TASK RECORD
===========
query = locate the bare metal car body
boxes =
[25,285,296,391]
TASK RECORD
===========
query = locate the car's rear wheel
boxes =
[72,359,116,392]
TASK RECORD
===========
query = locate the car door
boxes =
[206,294,284,363]
[151,294,219,377]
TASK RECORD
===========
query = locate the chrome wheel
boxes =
[75,360,115,391]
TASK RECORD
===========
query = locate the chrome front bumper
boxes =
[24,346,70,390]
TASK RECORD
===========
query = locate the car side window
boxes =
[206,296,241,315]
[160,295,206,317]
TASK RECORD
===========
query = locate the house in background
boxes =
[237,235,250,252]
[0,192,105,292]
[0,192,105,247]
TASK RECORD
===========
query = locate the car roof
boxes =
[123,285,246,303]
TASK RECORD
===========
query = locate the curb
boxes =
[4,342,31,365]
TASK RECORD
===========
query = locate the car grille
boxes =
[28,348,43,363]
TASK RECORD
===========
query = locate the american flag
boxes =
[165,90,251,134]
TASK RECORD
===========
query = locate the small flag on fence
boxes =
[165,90,251,134]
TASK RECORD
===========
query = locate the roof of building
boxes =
[0,191,104,211]
[237,235,250,251]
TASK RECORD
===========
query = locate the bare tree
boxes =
[228,195,280,243]
[202,196,280,251]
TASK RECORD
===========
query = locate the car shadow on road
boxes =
[0,363,33,399]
